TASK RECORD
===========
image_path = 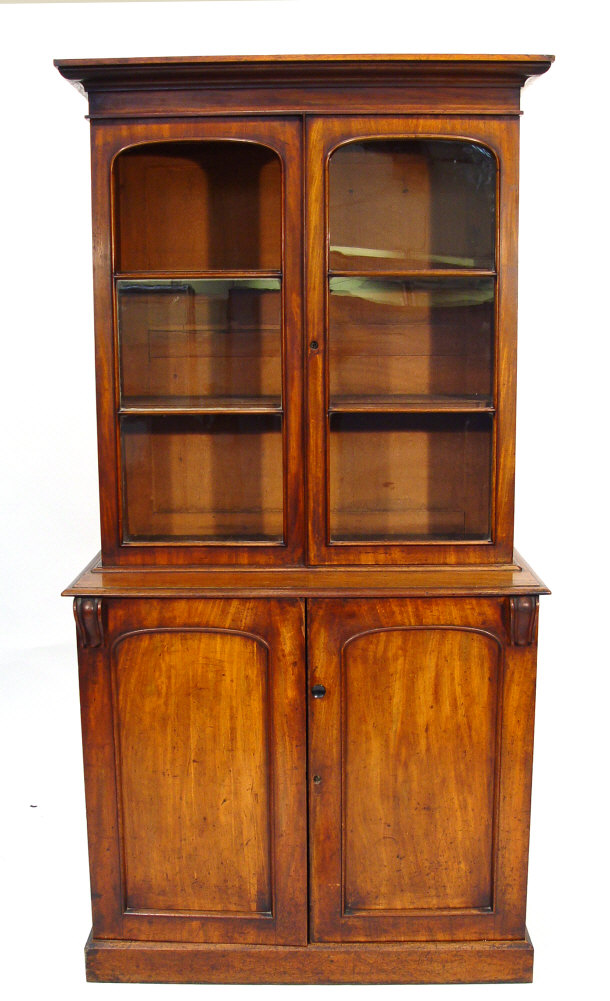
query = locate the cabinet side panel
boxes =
[113,630,272,914]
[77,640,124,938]
[343,628,500,911]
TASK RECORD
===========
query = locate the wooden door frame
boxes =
[305,115,519,566]
[90,117,305,567]
[75,596,307,945]
[307,596,537,942]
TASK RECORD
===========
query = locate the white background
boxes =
[1,2,607,997]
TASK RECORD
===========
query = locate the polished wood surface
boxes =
[115,630,272,913]
[54,54,553,120]
[59,53,551,985]
[306,114,519,565]
[64,548,549,598]
[341,628,498,911]
[309,598,537,942]
[89,117,304,565]
[77,598,307,945]
[79,72,524,566]
[84,933,534,984]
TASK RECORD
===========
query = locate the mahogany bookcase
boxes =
[57,54,552,984]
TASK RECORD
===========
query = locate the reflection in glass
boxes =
[121,414,284,543]
[329,277,494,404]
[118,279,282,408]
[114,141,281,272]
[329,140,496,271]
[329,413,491,542]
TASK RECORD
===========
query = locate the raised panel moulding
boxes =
[341,626,502,913]
[111,628,273,916]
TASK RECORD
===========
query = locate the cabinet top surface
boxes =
[54,53,554,95]
[63,551,550,599]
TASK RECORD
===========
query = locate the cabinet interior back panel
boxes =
[121,414,284,542]
[328,279,493,400]
[114,142,281,272]
[329,413,492,541]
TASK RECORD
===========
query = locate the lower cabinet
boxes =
[74,593,539,982]
[308,598,537,944]
[77,598,308,946]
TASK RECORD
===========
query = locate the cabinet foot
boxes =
[85,930,534,984]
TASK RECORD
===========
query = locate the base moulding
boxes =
[85,931,534,984]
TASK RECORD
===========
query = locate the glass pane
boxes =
[121,415,283,543]
[329,413,491,542]
[329,140,496,271]
[329,277,494,404]
[118,279,282,408]
[114,142,281,272]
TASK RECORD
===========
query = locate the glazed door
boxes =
[308,597,537,941]
[91,117,304,566]
[77,597,307,945]
[305,116,519,565]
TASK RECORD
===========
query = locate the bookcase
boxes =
[57,54,552,984]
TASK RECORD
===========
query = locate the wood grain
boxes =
[308,597,537,942]
[84,932,534,984]
[88,117,304,566]
[63,548,550,598]
[305,114,519,565]
[115,143,281,273]
[328,288,494,403]
[114,629,272,914]
[58,53,551,986]
[342,627,500,912]
[118,283,282,405]
[55,53,553,121]
[121,414,284,543]
[77,598,307,946]
[329,412,492,541]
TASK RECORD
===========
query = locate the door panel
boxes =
[308,597,536,942]
[115,630,273,915]
[305,116,519,565]
[90,118,304,566]
[80,598,307,945]
[342,627,499,913]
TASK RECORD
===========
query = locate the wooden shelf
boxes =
[328,395,494,414]
[329,269,496,279]
[115,271,282,282]
[120,396,283,415]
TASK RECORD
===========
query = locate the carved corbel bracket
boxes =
[508,595,539,646]
[74,597,105,649]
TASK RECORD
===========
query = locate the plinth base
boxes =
[85,931,534,984]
